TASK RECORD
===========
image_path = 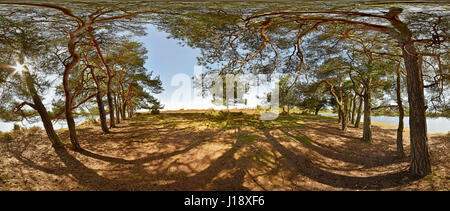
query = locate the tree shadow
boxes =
[5,126,252,190]
[3,113,425,190]
[278,128,405,169]
[261,126,420,190]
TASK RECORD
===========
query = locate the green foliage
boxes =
[150,101,164,115]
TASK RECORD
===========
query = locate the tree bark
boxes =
[114,93,120,124]
[87,28,116,128]
[351,94,356,124]
[396,64,405,158]
[355,95,363,128]
[122,101,127,120]
[128,103,134,118]
[106,79,116,128]
[95,90,109,134]
[23,69,63,148]
[387,9,431,176]
[63,33,81,151]
[338,106,342,124]
[89,69,109,134]
[362,90,372,142]
[314,105,321,115]
[402,43,431,176]
[342,94,349,131]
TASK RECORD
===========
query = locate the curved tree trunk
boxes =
[63,33,81,151]
[362,90,372,142]
[23,69,63,148]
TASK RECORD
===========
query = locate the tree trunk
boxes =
[396,65,405,158]
[95,90,109,134]
[64,89,81,150]
[114,93,120,124]
[128,104,134,118]
[87,28,116,128]
[122,101,127,120]
[387,9,431,176]
[62,34,81,151]
[89,68,109,134]
[351,94,356,124]
[337,106,342,124]
[355,95,363,128]
[342,94,349,132]
[314,106,321,115]
[106,78,116,128]
[23,69,63,148]
[362,90,372,142]
[402,44,431,176]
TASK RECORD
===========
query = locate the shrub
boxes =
[2,132,16,141]
[28,126,42,135]
[216,110,232,120]
[150,102,163,115]
[13,124,21,132]
[88,118,97,124]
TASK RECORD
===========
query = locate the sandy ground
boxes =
[0,111,448,190]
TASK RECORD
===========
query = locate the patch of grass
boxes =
[237,133,259,143]
[164,119,178,128]
[293,135,313,145]
[1,131,18,140]
[131,113,161,122]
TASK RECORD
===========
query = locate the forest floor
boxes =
[0,110,448,190]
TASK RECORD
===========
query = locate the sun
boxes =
[2,60,28,79]
[14,62,25,74]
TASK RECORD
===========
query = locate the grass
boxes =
[293,135,313,145]
[237,133,259,143]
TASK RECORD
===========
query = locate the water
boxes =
[319,113,450,134]
[0,116,97,132]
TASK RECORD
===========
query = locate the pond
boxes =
[319,113,450,134]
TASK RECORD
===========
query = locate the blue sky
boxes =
[136,24,202,110]
[135,24,276,110]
